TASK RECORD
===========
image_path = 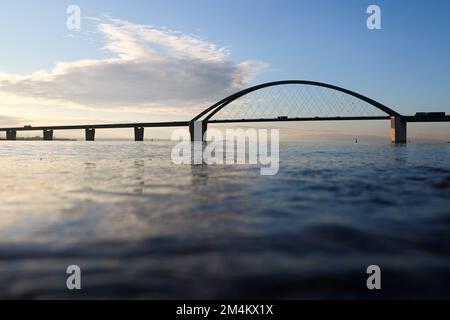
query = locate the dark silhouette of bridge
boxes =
[1,80,449,143]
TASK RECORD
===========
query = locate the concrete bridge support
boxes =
[6,130,17,140]
[43,129,54,141]
[189,121,208,142]
[85,128,96,141]
[391,116,407,143]
[134,127,144,141]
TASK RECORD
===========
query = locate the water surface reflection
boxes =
[0,141,449,298]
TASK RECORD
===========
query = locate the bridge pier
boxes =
[85,128,95,141]
[134,127,144,141]
[391,116,407,143]
[43,129,53,141]
[6,130,17,140]
[189,121,208,142]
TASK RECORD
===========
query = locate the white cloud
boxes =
[0,17,267,115]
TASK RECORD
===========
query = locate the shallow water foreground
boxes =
[0,141,449,299]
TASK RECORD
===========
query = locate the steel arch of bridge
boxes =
[192,80,401,122]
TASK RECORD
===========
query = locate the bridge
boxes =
[1,80,449,143]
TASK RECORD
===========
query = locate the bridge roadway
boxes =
[0,121,190,132]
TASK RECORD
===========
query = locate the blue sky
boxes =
[0,0,449,139]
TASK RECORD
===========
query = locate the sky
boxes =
[0,0,449,140]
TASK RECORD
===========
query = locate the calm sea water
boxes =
[0,141,449,299]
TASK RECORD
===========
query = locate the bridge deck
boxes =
[0,115,449,132]
[0,121,189,132]
[0,116,393,132]
[209,116,391,124]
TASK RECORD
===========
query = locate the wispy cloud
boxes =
[0,16,267,114]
